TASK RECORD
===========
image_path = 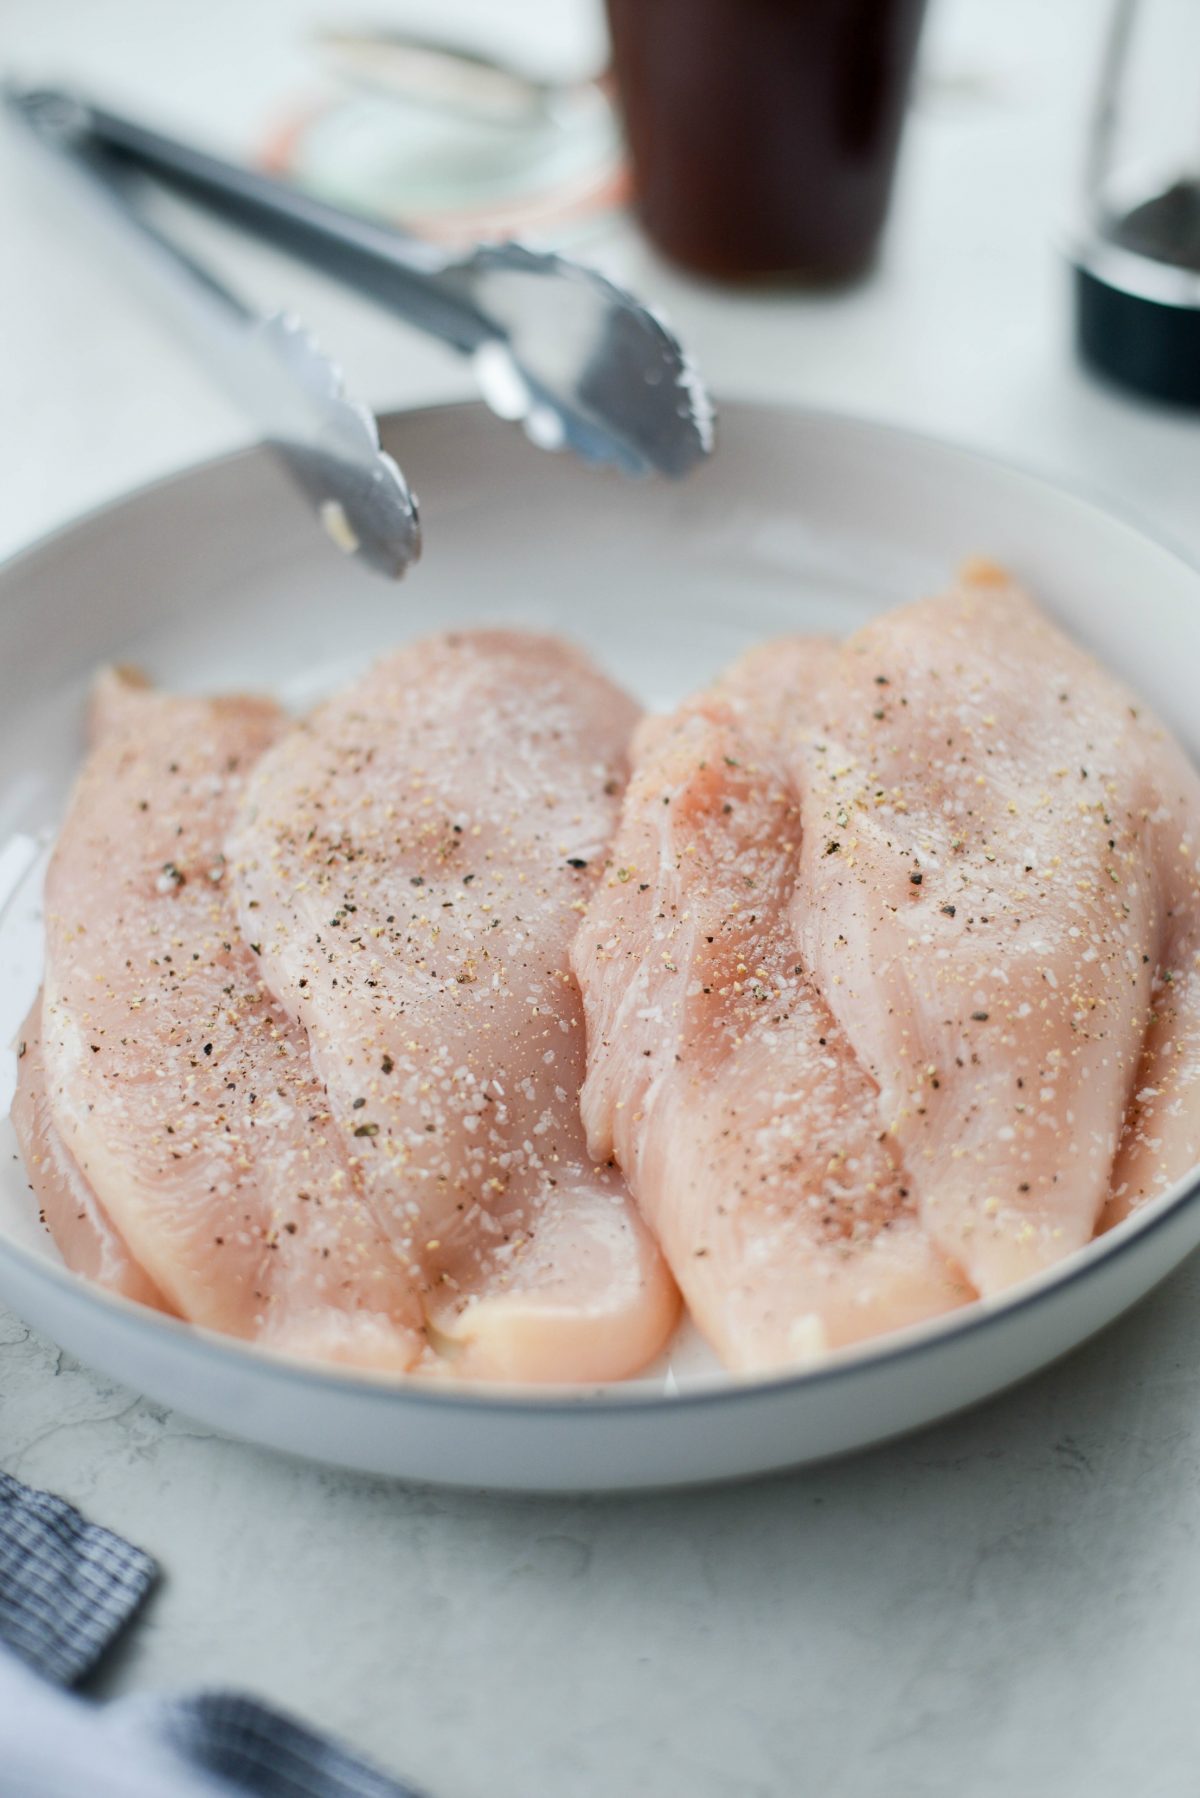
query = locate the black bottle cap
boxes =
[1073,228,1200,407]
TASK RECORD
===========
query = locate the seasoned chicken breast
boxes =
[765,565,1200,1291]
[227,632,678,1382]
[573,688,971,1373]
[11,998,169,1311]
[26,669,426,1370]
[575,565,1200,1366]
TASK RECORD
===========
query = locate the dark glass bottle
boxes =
[606,0,927,282]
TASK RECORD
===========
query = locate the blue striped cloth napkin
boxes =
[0,1471,424,1798]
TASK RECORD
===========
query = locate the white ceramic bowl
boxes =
[2,401,1198,1491]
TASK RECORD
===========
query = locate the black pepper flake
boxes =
[566,857,589,869]
[352,1097,366,1110]
[825,841,841,855]
[381,1055,394,1074]
[203,1043,213,1057]
[909,871,923,886]
[971,1011,989,1022]
[462,875,475,886]
[875,674,890,685]
[723,756,740,768]
[17,1042,26,1060]
[1019,1182,1030,1193]
[410,875,425,887]
[249,943,262,956]
[941,904,956,917]
[353,1122,379,1138]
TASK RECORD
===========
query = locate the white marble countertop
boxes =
[3,2,1199,1793]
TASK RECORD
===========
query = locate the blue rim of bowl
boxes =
[2,397,1199,1417]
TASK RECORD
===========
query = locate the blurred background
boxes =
[4,0,1198,573]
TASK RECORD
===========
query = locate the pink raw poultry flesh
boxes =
[571,694,973,1372]
[15,668,427,1370]
[574,565,1200,1369]
[13,575,1200,1383]
[226,631,678,1382]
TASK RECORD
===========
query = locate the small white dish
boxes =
[2,400,1199,1492]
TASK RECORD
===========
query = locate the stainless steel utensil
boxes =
[22,85,713,479]
[313,25,602,129]
[5,84,421,581]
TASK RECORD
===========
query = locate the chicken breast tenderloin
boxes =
[227,632,679,1383]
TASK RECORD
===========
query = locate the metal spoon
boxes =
[313,24,603,130]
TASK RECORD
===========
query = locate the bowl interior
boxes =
[3,399,1199,1402]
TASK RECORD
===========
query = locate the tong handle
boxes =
[5,84,421,580]
[63,88,495,353]
[7,89,258,329]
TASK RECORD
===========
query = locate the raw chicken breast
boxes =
[1104,957,1200,1227]
[11,998,169,1310]
[1103,796,1200,1224]
[749,563,1200,1291]
[227,632,679,1383]
[30,668,426,1370]
[573,689,972,1373]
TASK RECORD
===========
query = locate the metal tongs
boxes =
[4,83,714,582]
